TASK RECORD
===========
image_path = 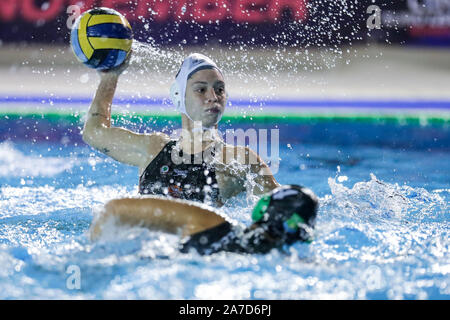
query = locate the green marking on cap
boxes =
[251,195,271,222]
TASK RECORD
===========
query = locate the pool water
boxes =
[0,119,448,299]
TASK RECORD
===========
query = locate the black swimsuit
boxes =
[179,222,278,255]
[139,140,220,205]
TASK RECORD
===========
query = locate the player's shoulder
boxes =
[145,131,170,143]
[145,131,172,154]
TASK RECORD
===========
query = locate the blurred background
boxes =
[1,0,449,122]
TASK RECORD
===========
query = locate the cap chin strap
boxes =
[170,81,185,115]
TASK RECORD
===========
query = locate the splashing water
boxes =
[0,141,448,299]
[0,142,75,178]
[1,0,448,299]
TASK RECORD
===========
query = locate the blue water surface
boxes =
[0,121,449,299]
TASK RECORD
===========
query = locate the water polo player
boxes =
[90,185,319,255]
[82,53,279,206]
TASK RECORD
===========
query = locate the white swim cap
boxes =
[170,53,223,122]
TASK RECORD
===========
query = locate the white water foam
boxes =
[0,142,75,177]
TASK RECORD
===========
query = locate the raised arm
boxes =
[82,63,169,168]
[89,196,227,240]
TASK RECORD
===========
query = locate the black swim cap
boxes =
[252,185,319,244]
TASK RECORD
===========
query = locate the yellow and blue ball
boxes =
[70,7,133,70]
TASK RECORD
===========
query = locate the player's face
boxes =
[185,69,226,128]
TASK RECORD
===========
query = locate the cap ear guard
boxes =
[283,212,314,244]
[283,212,305,233]
[170,82,182,111]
